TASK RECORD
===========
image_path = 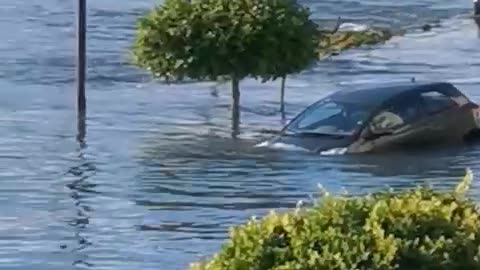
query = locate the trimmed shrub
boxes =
[191,169,480,270]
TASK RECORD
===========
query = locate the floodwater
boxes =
[1,0,480,269]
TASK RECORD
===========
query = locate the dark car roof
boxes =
[329,82,462,106]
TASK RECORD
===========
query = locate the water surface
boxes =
[1,0,480,269]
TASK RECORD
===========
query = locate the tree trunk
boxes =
[280,75,286,120]
[231,76,240,137]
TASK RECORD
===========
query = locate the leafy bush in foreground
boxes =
[191,169,480,270]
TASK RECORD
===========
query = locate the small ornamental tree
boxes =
[132,0,319,136]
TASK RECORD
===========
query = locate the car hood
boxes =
[268,133,354,152]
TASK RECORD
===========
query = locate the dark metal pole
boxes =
[76,0,87,144]
[77,0,86,116]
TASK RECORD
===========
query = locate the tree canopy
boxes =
[132,0,320,83]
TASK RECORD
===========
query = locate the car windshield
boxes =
[287,99,370,136]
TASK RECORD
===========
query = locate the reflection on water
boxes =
[2,0,480,269]
[65,129,96,268]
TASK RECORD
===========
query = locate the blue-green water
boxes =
[1,0,480,269]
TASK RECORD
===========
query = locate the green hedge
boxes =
[191,169,480,270]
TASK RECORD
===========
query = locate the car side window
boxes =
[369,94,423,133]
[420,91,457,114]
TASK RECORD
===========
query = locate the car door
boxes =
[350,93,431,152]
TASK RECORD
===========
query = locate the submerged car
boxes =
[267,82,480,153]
